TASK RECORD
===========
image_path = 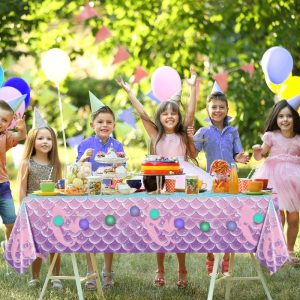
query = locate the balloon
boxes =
[0,65,4,86]
[41,48,71,83]
[151,66,181,101]
[261,46,293,84]
[278,76,300,99]
[3,77,31,108]
[265,73,291,94]
[0,86,25,129]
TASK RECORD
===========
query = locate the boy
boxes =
[0,100,26,242]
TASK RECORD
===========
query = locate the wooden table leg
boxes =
[71,253,84,300]
[89,253,103,298]
[207,253,221,300]
[224,253,235,300]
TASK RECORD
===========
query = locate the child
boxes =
[252,99,300,265]
[77,104,125,289]
[190,90,249,277]
[117,67,211,288]
[0,100,26,246]
[18,121,62,288]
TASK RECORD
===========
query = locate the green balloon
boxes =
[53,215,64,227]
[150,209,160,220]
[253,213,264,224]
[199,221,211,232]
[105,215,116,226]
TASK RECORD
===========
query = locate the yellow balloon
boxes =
[265,73,291,94]
[279,76,300,99]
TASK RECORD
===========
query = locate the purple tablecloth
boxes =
[5,192,288,273]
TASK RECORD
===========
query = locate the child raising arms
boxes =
[117,67,211,288]
[0,100,26,244]
[252,99,300,265]
[19,125,62,288]
[189,90,249,276]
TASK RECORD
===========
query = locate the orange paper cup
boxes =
[165,179,176,193]
[238,178,251,192]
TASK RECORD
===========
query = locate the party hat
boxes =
[7,94,26,112]
[287,95,300,111]
[89,91,105,113]
[211,81,223,94]
[169,91,181,103]
[32,107,48,129]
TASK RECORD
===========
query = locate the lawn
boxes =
[0,146,299,299]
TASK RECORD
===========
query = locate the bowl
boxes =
[248,181,263,192]
[254,179,268,189]
[126,179,142,189]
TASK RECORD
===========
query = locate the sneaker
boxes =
[28,279,40,288]
[287,252,300,266]
[51,279,63,289]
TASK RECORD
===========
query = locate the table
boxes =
[5,192,288,299]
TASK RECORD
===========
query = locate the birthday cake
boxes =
[141,156,182,175]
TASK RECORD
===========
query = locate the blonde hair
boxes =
[20,127,62,181]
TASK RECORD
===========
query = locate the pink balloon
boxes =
[0,86,25,129]
[151,66,181,101]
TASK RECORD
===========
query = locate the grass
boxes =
[1,146,299,299]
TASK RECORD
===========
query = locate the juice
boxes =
[228,163,239,194]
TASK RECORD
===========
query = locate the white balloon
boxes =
[41,48,71,83]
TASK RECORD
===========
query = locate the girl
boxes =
[189,91,249,277]
[19,126,62,288]
[252,100,300,265]
[117,67,212,288]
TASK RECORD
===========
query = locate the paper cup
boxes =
[165,179,176,193]
[238,178,251,192]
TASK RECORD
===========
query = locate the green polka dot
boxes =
[53,215,64,227]
[105,215,116,226]
[253,213,264,224]
[199,221,211,232]
[150,209,160,220]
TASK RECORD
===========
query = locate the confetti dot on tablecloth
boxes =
[79,219,89,230]
[253,213,264,224]
[105,215,116,226]
[174,218,185,229]
[150,209,160,220]
[130,205,140,217]
[226,221,237,231]
[53,215,64,227]
[199,221,210,232]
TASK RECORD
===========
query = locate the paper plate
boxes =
[32,190,60,196]
[118,188,136,194]
[242,191,267,195]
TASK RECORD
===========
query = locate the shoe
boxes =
[221,259,230,276]
[101,271,114,289]
[206,258,215,277]
[0,240,6,252]
[28,279,40,288]
[51,279,62,289]
[287,251,300,266]
[85,272,97,291]
[176,269,188,289]
[154,268,165,288]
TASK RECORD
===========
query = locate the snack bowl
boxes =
[126,179,142,189]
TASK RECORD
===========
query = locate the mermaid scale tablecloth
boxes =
[5,192,288,273]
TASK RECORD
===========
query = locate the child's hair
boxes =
[0,100,14,114]
[206,92,228,107]
[21,127,62,181]
[153,100,185,152]
[264,100,300,134]
[92,106,115,122]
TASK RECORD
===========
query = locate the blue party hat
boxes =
[7,94,26,112]
[287,95,300,111]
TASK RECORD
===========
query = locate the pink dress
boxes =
[253,131,300,212]
[155,133,213,190]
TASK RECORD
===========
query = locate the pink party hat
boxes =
[211,81,223,94]
[287,95,300,111]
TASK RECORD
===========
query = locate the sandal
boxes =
[101,271,114,289]
[206,258,215,277]
[221,259,230,276]
[51,279,63,289]
[287,251,300,266]
[154,268,165,288]
[85,272,97,291]
[176,269,188,289]
[28,278,40,288]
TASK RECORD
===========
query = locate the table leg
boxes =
[250,253,273,300]
[38,253,58,300]
[207,253,221,300]
[224,253,235,300]
[71,253,84,300]
[89,253,103,298]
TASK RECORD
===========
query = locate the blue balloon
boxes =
[3,77,31,108]
[261,46,293,84]
[0,66,4,86]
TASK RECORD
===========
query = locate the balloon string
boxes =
[56,83,69,175]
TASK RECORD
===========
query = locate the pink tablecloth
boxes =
[5,192,288,273]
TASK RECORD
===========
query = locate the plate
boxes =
[118,188,136,194]
[242,191,267,195]
[32,190,60,196]
[60,192,86,196]
[94,157,127,164]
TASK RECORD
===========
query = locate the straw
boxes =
[247,168,256,179]
[48,166,53,180]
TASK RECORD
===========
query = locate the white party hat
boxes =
[89,91,105,113]
[211,81,223,94]
[32,107,48,129]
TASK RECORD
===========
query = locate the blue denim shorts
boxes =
[0,181,16,224]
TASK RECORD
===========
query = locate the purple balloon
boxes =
[3,77,31,108]
[261,47,293,84]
